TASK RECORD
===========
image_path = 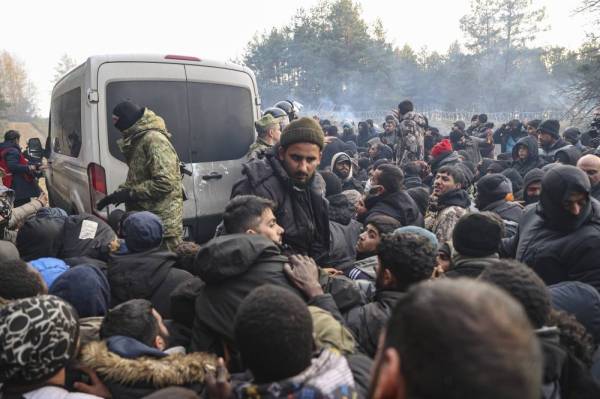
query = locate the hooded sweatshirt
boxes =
[330,152,363,192]
[522,168,544,205]
[49,264,110,318]
[501,165,600,291]
[511,136,546,177]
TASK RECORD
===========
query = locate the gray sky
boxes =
[1,0,593,115]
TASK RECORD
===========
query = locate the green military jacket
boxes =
[117,108,183,240]
[246,137,273,160]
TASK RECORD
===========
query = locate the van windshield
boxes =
[106,81,254,163]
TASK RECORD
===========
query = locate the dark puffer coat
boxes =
[360,191,423,227]
[231,151,330,263]
[511,136,546,178]
[501,165,600,292]
[190,234,303,356]
[108,248,192,319]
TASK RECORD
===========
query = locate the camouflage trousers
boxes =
[162,236,183,252]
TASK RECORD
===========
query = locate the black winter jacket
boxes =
[232,152,330,262]
[511,136,546,178]
[190,234,302,356]
[311,290,404,358]
[360,191,424,227]
[108,248,192,319]
[501,166,600,292]
[482,199,524,223]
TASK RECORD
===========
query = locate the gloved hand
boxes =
[96,189,132,210]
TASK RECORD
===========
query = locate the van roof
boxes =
[53,53,253,90]
[86,53,248,72]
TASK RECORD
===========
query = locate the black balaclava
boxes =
[112,101,145,131]
[538,165,592,232]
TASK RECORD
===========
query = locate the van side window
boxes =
[105,80,254,163]
[50,88,82,158]
[106,81,190,163]
[187,82,254,162]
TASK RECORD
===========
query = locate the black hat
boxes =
[113,101,145,131]
[452,213,503,257]
[3,130,20,142]
[538,119,560,138]
[453,120,466,131]
[477,174,512,196]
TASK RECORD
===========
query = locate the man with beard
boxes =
[395,100,428,164]
[522,168,544,206]
[538,119,569,164]
[358,164,423,227]
[331,152,364,192]
[284,232,436,358]
[231,117,330,263]
[511,135,546,178]
[577,154,600,201]
[425,165,471,243]
[501,164,600,292]
[369,279,542,399]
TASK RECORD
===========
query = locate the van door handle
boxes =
[202,172,223,181]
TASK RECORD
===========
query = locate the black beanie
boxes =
[452,212,503,257]
[321,171,343,197]
[476,174,512,209]
[538,119,560,138]
[113,101,145,131]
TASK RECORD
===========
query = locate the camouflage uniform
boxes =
[117,109,183,249]
[425,195,469,243]
[246,137,273,160]
[396,111,428,164]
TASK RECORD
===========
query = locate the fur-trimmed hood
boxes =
[79,340,216,387]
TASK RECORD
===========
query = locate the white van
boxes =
[46,54,260,243]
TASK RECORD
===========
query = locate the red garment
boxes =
[431,139,453,159]
[0,147,33,188]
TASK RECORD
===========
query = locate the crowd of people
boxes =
[1,100,600,398]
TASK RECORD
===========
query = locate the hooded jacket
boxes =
[425,189,471,243]
[501,165,600,292]
[360,191,424,228]
[118,108,184,240]
[555,145,583,166]
[190,234,303,355]
[327,194,361,271]
[330,152,363,192]
[232,151,330,263]
[49,264,110,318]
[80,338,215,399]
[108,248,192,319]
[512,136,546,177]
[523,168,544,205]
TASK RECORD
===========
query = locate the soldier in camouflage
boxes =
[246,114,283,160]
[97,101,183,250]
[394,100,428,165]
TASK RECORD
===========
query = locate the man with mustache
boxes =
[232,117,330,263]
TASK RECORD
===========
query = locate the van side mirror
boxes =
[26,138,44,163]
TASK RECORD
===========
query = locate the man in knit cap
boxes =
[475,174,523,223]
[537,119,569,164]
[232,117,330,262]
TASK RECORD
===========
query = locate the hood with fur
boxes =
[80,340,216,387]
